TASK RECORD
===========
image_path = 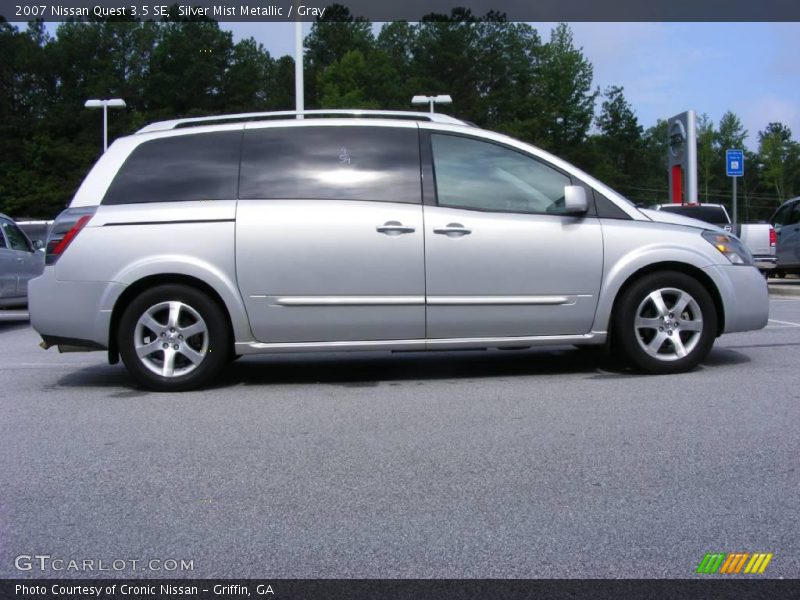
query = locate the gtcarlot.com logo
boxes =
[696,552,773,574]
[15,554,194,572]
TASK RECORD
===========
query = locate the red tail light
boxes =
[45,208,96,265]
[769,226,777,248]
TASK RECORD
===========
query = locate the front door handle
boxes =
[433,223,472,237]
[377,221,415,235]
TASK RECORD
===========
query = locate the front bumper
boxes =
[28,268,125,349]
[703,264,769,334]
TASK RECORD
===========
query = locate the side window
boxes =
[771,204,791,228]
[0,226,6,249]
[787,203,800,226]
[0,220,32,252]
[431,134,572,214]
[102,131,241,205]
[239,125,421,204]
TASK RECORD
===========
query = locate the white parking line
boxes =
[767,319,800,327]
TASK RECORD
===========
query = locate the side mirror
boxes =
[564,185,589,215]
[33,239,45,251]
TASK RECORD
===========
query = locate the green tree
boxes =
[411,10,481,121]
[533,23,597,160]
[271,55,297,110]
[716,110,747,150]
[473,18,541,130]
[319,49,381,108]
[304,4,374,107]
[223,38,275,112]
[696,113,716,202]
[757,122,799,203]
[374,22,419,108]
[146,21,234,116]
[593,86,644,193]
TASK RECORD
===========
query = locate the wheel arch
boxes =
[607,262,725,340]
[108,274,236,365]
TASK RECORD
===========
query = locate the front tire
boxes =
[118,284,231,391]
[614,271,717,374]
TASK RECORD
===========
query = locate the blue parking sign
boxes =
[726,149,744,177]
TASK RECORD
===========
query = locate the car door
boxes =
[0,218,40,299]
[236,123,425,343]
[423,131,603,339]
[0,224,15,299]
[774,201,800,268]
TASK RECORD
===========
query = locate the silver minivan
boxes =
[29,110,769,391]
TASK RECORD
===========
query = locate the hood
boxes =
[638,208,727,233]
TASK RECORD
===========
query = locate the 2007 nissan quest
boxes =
[29,110,769,391]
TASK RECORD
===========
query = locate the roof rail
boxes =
[137,110,470,134]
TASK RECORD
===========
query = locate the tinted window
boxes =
[771,203,791,227]
[659,205,728,226]
[431,134,571,214]
[240,126,421,203]
[0,220,31,252]
[103,131,241,205]
[787,202,800,226]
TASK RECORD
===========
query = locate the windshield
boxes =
[658,205,728,226]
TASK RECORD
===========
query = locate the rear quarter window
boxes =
[102,131,242,205]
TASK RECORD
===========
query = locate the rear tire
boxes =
[613,271,717,374]
[118,284,231,391]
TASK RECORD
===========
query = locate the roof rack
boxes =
[137,110,470,134]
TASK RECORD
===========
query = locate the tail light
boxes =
[45,207,97,265]
[769,226,777,248]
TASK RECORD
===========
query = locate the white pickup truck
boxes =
[653,203,776,275]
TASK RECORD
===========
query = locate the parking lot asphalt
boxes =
[0,297,798,579]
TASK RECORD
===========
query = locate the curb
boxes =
[768,284,800,298]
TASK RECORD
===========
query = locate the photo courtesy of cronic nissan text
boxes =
[1,0,798,598]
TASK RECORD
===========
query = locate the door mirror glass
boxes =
[33,239,45,251]
[564,186,589,214]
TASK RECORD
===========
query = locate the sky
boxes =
[226,22,800,151]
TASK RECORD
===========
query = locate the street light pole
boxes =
[84,98,126,152]
[295,21,304,119]
[411,95,453,114]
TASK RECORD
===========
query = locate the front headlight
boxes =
[701,230,754,266]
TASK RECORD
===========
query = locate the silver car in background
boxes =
[29,110,769,391]
[0,213,45,308]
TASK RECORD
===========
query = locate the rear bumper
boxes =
[753,255,777,271]
[703,264,769,334]
[28,268,125,349]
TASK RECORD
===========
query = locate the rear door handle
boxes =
[433,223,472,236]
[377,221,415,235]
